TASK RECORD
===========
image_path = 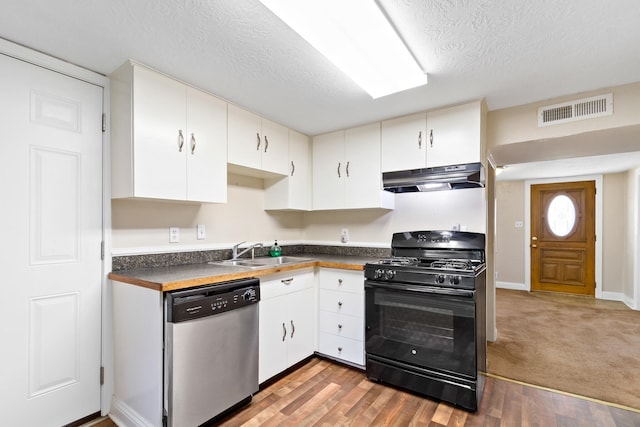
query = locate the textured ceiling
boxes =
[2,0,639,138]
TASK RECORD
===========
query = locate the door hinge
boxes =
[100,366,104,385]
[102,113,106,132]
[101,241,105,260]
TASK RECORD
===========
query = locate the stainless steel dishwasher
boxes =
[164,278,260,427]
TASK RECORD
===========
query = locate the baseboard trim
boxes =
[496,281,526,291]
[109,397,155,427]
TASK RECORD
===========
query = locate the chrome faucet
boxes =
[232,241,263,260]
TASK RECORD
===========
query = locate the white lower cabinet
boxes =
[259,269,315,383]
[317,269,365,366]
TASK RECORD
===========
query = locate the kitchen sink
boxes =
[209,256,314,269]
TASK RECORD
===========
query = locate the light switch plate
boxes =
[197,224,206,240]
[169,227,179,243]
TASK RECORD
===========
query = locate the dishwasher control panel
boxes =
[166,278,260,323]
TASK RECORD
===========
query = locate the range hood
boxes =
[383,162,484,193]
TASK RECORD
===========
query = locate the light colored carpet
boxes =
[487,288,640,410]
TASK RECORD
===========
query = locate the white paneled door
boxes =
[0,54,103,426]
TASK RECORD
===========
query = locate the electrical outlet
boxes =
[341,228,349,243]
[515,221,524,228]
[169,227,179,243]
[197,224,206,240]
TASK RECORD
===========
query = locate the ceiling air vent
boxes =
[538,93,613,127]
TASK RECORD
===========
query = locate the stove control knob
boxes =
[384,270,395,280]
[437,274,445,284]
[374,269,384,279]
[450,276,461,285]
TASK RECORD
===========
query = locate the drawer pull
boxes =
[338,278,343,286]
[338,301,343,307]
[338,324,343,329]
[281,278,294,285]
[338,347,343,352]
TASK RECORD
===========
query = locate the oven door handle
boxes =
[366,281,475,298]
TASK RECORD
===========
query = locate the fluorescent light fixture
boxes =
[258,0,427,98]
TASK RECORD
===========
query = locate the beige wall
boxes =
[302,188,487,244]
[111,175,488,252]
[487,82,640,147]
[495,181,526,284]
[494,173,628,294]
[111,174,305,252]
[624,169,638,300]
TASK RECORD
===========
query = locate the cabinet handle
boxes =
[291,161,295,176]
[282,322,287,342]
[178,130,184,152]
[418,130,422,149]
[281,278,294,285]
[346,161,350,177]
[338,324,343,330]
[290,320,295,338]
[338,301,343,307]
[429,129,433,148]
[256,133,261,151]
[264,135,269,153]
[337,162,341,178]
[190,133,196,154]
[338,346,343,352]
[338,278,343,286]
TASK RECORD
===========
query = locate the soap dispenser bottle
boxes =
[269,240,282,257]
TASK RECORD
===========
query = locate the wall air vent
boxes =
[538,93,613,127]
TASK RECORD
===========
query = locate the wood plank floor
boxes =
[215,357,640,427]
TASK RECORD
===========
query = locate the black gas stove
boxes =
[364,230,487,411]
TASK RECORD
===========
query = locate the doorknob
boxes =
[532,236,538,241]
[531,244,538,248]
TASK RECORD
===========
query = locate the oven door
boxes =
[365,280,477,379]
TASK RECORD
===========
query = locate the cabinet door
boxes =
[286,288,316,366]
[185,88,227,203]
[312,130,344,210]
[287,130,311,210]
[264,130,311,210]
[227,104,262,170]
[426,102,481,168]
[133,66,187,200]
[258,295,289,383]
[261,118,289,175]
[344,123,382,209]
[381,112,427,172]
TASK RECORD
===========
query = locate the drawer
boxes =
[318,289,363,317]
[318,311,363,341]
[318,332,364,366]
[318,268,363,294]
[260,269,314,299]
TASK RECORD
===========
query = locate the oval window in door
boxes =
[547,194,576,237]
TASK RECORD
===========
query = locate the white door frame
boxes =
[524,174,603,299]
[0,37,113,415]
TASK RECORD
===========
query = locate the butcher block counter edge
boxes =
[108,255,374,293]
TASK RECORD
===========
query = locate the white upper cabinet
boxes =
[381,101,484,172]
[426,101,483,168]
[110,62,227,203]
[381,112,427,172]
[312,122,394,210]
[264,129,311,211]
[227,104,289,177]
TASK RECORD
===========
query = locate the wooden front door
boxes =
[531,181,596,295]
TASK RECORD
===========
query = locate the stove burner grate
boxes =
[429,259,474,271]
[377,257,419,266]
